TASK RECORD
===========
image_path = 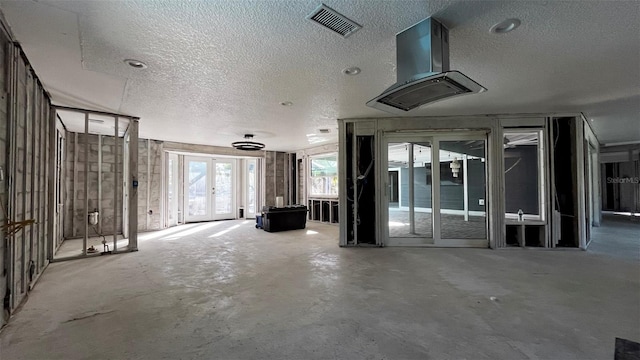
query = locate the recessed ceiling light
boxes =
[490,18,521,34]
[124,59,147,69]
[342,66,361,75]
[280,101,293,106]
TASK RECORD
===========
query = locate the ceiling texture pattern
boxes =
[1,0,638,151]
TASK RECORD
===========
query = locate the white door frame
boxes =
[183,156,236,223]
[211,158,236,220]
[165,152,179,227]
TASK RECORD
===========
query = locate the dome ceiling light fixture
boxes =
[232,134,265,151]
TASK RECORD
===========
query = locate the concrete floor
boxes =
[1,217,638,359]
[54,236,129,259]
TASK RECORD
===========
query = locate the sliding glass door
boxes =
[437,140,487,242]
[384,133,488,246]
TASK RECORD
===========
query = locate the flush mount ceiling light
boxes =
[232,134,265,151]
[490,18,521,34]
[342,66,361,75]
[124,59,147,69]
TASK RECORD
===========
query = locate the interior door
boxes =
[184,157,235,222]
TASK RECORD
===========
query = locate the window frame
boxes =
[503,128,546,222]
[308,152,339,198]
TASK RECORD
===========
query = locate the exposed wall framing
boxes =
[338,114,595,249]
[53,106,139,259]
[1,38,52,325]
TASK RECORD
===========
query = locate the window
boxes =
[504,130,545,221]
[310,154,338,197]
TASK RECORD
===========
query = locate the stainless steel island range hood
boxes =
[367,17,486,114]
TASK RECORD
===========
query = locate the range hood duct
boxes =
[367,17,486,114]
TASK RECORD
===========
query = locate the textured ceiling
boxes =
[1,0,638,151]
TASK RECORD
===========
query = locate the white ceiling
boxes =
[1,0,638,151]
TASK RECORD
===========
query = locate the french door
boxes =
[383,133,488,247]
[184,156,235,222]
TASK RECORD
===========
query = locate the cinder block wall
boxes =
[63,135,165,237]
[63,133,123,238]
[137,139,163,231]
[265,151,288,206]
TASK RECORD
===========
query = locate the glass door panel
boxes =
[387,141,433,240]
[185,158,210,222]
[438,140,487,240]
[213,160,234,219]
[412,142,433,238]
[247,159,256,216]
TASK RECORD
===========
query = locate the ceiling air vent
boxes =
[306,4,362,38]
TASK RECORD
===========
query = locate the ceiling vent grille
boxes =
[306,4,362,38]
